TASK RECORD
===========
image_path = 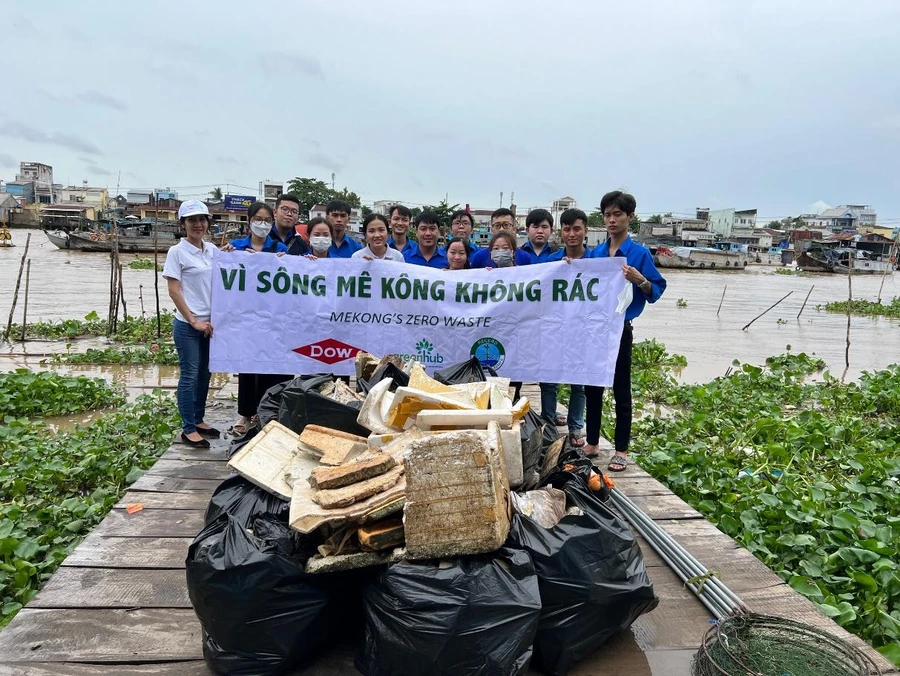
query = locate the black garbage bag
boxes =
[257,380,290,428]
[358,362,410,395]
[541,448,611,502]
[227,423,260,458]
[278,375,370,437]
[357,547,541,676]
[520,409,545,490]
[433,357,496,385]
[204,475,289,526]
[507,479,658,676]
[187,513,333,676]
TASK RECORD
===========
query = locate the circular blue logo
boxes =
[471,337,506,370]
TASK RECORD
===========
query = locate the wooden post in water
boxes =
[107,217,121,336]
[741,291,793,331]
[844,256,853,379]
[877,234,898,305]
[139,284,146,318]
[797,285,815,320]
[118,263,127,324]
[716,285,727,317]
[153,212,161,338]
[20,260,31,342]
[3,233,31,342]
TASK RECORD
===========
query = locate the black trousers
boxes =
[585,323,633,451]
[237,373,292,418]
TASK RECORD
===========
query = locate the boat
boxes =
[45,221,182,253]
[0,226,13,248]
[654,246,748,270]
[796,247,893,275]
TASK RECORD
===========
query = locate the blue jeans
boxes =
[539,382,559,426]
[567,384,585,434]
[173,319,211,434]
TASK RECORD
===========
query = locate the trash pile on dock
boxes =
[186,353,660,676]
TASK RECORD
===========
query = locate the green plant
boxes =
[0,370,124,417]
[127,256,162,271]
[627,348,900,664]
[9,310,175,342]
[676,298,688,308]
[0,392,179,625]
[48,344,178,366]
[776,317,788,325]
[824,298,900,319]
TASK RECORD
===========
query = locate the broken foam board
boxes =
[386,386,478,429]
[308,453,397,490]
[415,409,513,430]
[404,423,511,560]
[297,425,368,466]
[313,465,404,509]
[228,421,318,500]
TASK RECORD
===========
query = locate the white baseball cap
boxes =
[177,200,211,220]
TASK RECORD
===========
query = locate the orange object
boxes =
[603,474,616,489]
[563,464,576,472]
[125,504,143,515]
[588,473,603,492]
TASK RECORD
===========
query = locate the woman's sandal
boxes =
[608,454,629,472]
[568,433,586,448]
[230,418,250,436]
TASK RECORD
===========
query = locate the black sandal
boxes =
[180,433,210,448]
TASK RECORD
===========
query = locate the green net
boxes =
[692,614,880,676]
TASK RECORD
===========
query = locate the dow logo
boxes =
[471,337,506,369]
[293,338,363,365]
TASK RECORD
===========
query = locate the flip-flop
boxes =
[555,414,567,426]
[568,434,586,448]
[230,419,250,436]
[608,454,629,472]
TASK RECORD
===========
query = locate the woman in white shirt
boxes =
[162,200,219,448]
[352,214,406,261]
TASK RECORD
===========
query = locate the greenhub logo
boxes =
[471,337,505,370]
[394,338,445,365]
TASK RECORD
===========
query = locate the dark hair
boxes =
[445,238,472,269]
[248,202,274,221]
[276,194,300,211]
[488,231,517,251]
[389,204,411,219]
[415,210,441,228]
[326,199,352,215]
[308,216,333,237]
[450,210,473,226]
[600,190,637,216]
[560,208,588,227]
[526,208,553,228]
[491,208,514,222]
[363,212,389,235]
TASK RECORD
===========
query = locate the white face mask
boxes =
[310,236,332,252]
[249,221,271,238]
[491,249,514,267]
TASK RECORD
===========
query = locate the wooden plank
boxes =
[0,663,212,676]
[159,445,229,462]
[114,492,212,511]
[143,459,232,481]
[0,609,203,662]
[563,629,698,676]
[61,533,191,569]
[623,494,702,521]
[91,509,204,538]
[610,475,673,496]
[128,475,222,494]
[30,568,190,609]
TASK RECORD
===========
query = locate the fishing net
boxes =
[692,614,881,676]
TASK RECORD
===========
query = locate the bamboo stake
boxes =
[19,260,31,342]
[118,263,127,324]
[139,284,146,318]
[3,233,31,342]
[844,256,853,377]
[154,212,161,338]
[741,291,793,331]
[716,285,727,317]
[877,234,898,305]
[797,285,815,320]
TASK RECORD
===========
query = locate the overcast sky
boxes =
[2,0,899,222]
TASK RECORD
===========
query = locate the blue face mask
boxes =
[491,249,514,267]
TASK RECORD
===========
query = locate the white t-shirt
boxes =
[162,239,217,322]
[352,246,406,262]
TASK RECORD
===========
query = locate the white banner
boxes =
[209,251,628,386]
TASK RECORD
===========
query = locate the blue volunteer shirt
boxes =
[521,240,559,264]
[388,236,418,256]
[592,236,666,321]
[404,247,448,268]
[269,225,299,248]
[470,248,533,268]
[229,235,288,253]
[546,246,592,262]
[329,235,363,259]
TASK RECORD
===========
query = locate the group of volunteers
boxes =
[162,190,666,473]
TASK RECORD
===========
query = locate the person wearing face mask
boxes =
[471,208,532,268]
[226,203,288,254]
[353,213,406,261]
[485,231,524,400]
[307,217,334,259]
[163,200,220,448]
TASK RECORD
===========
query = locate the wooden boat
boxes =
[45,221,182,253]
[797,247,893,275]
[654,246,748,270]
[0,226,13,247]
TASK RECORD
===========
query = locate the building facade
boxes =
[16,162,56,204]
[708,208,757,237]
[60,184,109,212]
[816,205,877,233]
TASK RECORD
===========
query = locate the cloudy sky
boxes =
[2,0,899,223]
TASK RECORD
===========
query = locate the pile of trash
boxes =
[186,354,659,676]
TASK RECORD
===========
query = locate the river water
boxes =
[1,228,898,385]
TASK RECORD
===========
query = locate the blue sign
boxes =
[224,194,256,211]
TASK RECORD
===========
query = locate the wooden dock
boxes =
[0,384,894,675]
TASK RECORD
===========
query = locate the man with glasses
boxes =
[470,208,532,268]
[439,209,479,263]
[271,195,308,254]
[325,199,363,258]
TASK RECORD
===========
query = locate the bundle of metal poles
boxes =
[609,487,751,620]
